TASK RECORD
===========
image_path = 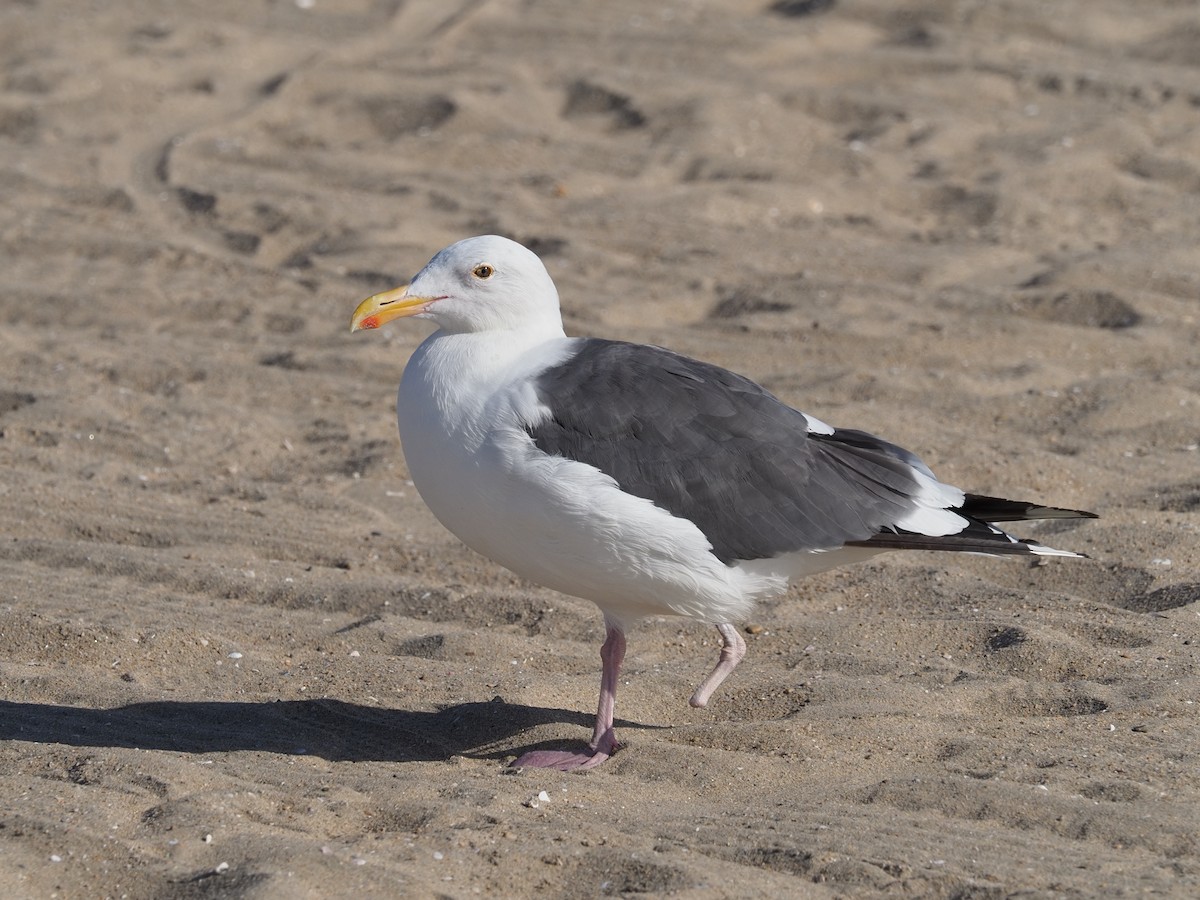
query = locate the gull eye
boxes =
[472,263,495,279]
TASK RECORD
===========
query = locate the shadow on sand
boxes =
[0,697,652,764]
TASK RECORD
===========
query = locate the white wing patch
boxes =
[892,467,968,536]
[802,413,836,435]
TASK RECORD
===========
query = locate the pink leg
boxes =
[511,621,626,771]
[689,623,746,708]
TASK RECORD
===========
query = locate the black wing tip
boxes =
[1028,506,1099,520]
[848,533,1090,559]
[961,493,1098,523]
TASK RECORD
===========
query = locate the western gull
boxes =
[350,235,1095,771]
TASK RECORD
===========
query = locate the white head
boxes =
[350,235,564,336]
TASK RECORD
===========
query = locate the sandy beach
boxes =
[1,0,1198,896]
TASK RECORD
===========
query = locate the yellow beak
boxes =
[349,284,437,332]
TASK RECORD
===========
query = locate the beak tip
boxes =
[350,284,418,333]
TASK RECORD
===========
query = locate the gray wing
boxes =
[523,340,947,564]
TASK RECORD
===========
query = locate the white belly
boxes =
[401,414,757,622]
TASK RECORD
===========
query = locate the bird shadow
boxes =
[0,697,655,764]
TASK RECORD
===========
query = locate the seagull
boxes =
[351,235,1095,771]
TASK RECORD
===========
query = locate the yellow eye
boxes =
[472,263,495,279]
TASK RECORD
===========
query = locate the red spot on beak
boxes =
[359,315,381,330]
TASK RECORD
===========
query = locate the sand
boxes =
[1,0,1198,896]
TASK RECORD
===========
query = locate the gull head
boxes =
[351,235,563,336]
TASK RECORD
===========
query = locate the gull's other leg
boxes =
[689,622,746,708]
